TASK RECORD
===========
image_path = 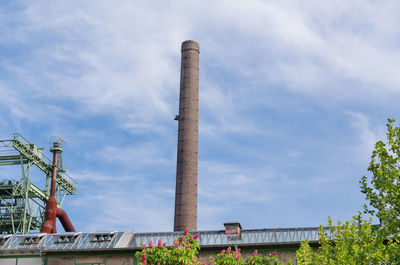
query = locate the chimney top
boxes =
[181,40,200,53]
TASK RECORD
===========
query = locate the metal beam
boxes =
[12,137,77,194]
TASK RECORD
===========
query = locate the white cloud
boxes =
[200,81,262,137]
[199,160,278,205]
[199,1,400,98]
[69,170,134,182]
[347,111,384,162]
[67,169,175,232]
[2,0,400,134]
[98,144,172,168]
[1,1,190,132]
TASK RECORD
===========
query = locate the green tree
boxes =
[360,118,400,236]
[296,119,400,264]
[296,215,400,264]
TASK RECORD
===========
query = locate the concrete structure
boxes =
[0,223,322,264]
[174,40,200,232]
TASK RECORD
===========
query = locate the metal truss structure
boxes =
[0,134,77,234]
[131,227,325,248]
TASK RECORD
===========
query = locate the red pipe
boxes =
[41,142,76,234]
[41,196,58,233]
[41,145,59,234]
[56,208,76,232]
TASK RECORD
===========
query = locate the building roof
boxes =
[0,226,323,254]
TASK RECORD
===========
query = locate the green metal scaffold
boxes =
[0,134,77,234]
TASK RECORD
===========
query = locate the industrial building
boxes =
[0,41,317,264]
[0,223,321,264]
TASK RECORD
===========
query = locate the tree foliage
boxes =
[296,119,400,264]
[360,118,400,236]
[296,215,400,264]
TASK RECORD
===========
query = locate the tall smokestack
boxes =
[174,40,200,231]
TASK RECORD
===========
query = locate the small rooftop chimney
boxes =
[224,222,242,239]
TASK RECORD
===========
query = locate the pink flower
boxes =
[185,243,191,250]
[252,250,258,257]
[149,240,153,248]
[272,250,277,256]
[193,234,199,239]
[174,239,179,248]
[234,248,241,255]
[227,247,231,254]
[141,244,147,250]
[158,239,162,247]
[183,229,189,236]
[180,236,184,244]
[208,261,214,265]
[220,250,225,255]
[141,253,146,262]
[163,242,166,247]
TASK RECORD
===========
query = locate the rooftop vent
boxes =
[90,232,116,243]
[19,234,45,245]
[0,235,11,246]
[55,233,81,244]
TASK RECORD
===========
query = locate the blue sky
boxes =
[1,1,400,233]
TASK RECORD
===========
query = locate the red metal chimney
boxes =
[41,141,75,234]
[174,40,200,231]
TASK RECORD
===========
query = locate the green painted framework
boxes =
[0,134,77,234]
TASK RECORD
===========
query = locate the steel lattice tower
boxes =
[0,134,76,234]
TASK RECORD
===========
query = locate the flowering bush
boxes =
[135,229,288,265]
[210,248,286,265]
[135,229,202,265]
